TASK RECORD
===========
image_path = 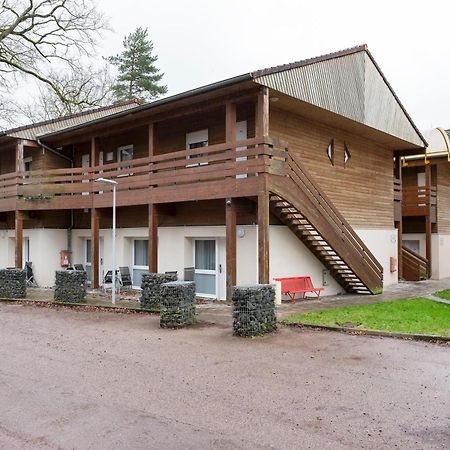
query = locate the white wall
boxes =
[0,229,67,287]
[354,228,398,287]
[269,226,344,296]
[0,224,398,294]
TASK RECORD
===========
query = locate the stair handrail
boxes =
[401,245,427,264]
[286,152,383,276]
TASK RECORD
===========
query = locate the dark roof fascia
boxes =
[39,73,253,140]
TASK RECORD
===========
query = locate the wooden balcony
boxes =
[0,137,288,212]
[402,185,437,222]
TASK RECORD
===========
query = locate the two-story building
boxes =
[0,45,427,299]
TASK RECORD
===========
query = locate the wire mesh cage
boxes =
[0,269,26,299]
[54,270,87,303]
[160,281,196,328]
[232,284,277,337]
[140,273,177,309]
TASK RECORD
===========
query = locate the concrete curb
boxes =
[283,322,450,343]
[0,297,159,315]
[426,294,450,305]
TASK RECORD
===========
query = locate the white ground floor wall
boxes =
[0,225,398,297]
[403,233,450,279]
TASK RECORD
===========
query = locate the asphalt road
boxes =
[0,303,449,449]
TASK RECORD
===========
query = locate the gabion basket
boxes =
[232,284,277,337]
[0,269,26,299]
[54,270,87,303]
[140,273,177,309]
[160,281,196,328]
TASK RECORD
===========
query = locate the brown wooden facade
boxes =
[0,47,428,297]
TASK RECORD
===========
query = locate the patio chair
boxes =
[74,264,86,272]
[119,267,133,289]
[184,267,194,281]
[25,261,37,287]
[103,269,120,293]
[165,271,178,276]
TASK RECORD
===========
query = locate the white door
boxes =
[82,154,90,195]
[85,238,104,284]
[236,120,248,179]
[23,238,30,265]
[194,239,218,298]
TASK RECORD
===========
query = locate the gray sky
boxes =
[96,1,448,130]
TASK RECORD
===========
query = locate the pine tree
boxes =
[108,27,167,103]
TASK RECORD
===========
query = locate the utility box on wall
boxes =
[60,250,71,268]
[390,257,397,273]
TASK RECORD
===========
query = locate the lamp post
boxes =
[95,177,118,305]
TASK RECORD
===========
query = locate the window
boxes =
[326,140,334,165]
[344,143,351,167]
[117,145,134,176]
[133,239,148,287]
[23,157,32,180]
[186,129,208,167]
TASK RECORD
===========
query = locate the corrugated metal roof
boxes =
[253,46,426,147]
[1,100,139,141]
[36,45,426,148]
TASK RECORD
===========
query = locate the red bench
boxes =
[274,276,324,301]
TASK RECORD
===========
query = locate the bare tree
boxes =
[0,0,108,110]
[20,63,115,122]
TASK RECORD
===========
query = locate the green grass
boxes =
[282,298,450,336]
[434,290,450,301]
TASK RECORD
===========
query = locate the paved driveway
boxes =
[0,303,449,449]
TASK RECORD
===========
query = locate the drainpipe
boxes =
[36,138,75,265]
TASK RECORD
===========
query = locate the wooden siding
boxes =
[436,160,450,233]
[269,106,394,229]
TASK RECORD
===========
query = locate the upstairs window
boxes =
[344,143,351,167]
[186,129,208,167]
[117,145,134,176]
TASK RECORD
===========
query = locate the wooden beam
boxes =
[148,203,158,273]
[225,102,236,143]
[148,122,157,157]
[226,198,237,300]
[425,163,432,276]
[256,87,269,138]
[91,208,100,288]
[90,137,98,167]
[15,140,24,173]
[258,190,270,284]
[15,210,24,268]
[395,220,403,279]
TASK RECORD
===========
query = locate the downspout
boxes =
[37,138,75,266]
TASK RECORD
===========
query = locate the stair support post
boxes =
[258,190,270,284]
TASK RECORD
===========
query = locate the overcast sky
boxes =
[97,0,448,130]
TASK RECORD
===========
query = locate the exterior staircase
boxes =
[269,151,383,294]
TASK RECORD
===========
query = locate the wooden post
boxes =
[15,140,24,173]
[226,198,237,301]
[258,191,270,284]
[225,102,236,143]
[148,204,158,273]
[425,163,432,277]
[148,122,157,156]
[256,87,269,138]
[90,137,99,167]
[395,155,403,278]
[91,208,100,288]
[15,210,24,268]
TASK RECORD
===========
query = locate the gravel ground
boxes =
[0,303,449,450]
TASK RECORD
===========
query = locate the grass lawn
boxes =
[282,298,450,336]
[434,290,450,301]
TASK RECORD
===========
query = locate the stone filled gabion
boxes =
[0,269,26,299]
[54,270,87,303]
[160,281,196,328]
[232,284,277,337]
[140,273,177,309]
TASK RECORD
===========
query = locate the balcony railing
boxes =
[0,137,288,210]
[402,185,437,221]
